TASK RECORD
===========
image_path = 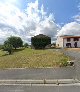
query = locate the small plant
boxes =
[59,61,68,67]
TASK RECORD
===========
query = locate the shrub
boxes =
[24,43,29,48]
[31,34,51,49]
[3,43,12,55]
[59,61,68,67]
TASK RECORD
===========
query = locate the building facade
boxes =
[56,36,80,48]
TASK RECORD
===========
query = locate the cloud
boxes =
[57,22,80,36]
[73,15,80,23]
[57,2,80,37]
[73,3,80,23]
[0,0,59,44]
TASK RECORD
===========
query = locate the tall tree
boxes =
[31,34,51,49]
[6,36,23,49]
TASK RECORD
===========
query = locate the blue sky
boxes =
[39,0,79,24]
[21,0,79,24]
[0,0,80,44]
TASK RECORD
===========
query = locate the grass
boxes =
[0,48,70,68]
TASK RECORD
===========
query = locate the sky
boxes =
[0,0,80,44]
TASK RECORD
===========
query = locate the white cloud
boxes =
[57,22,80,36]
[0,0,58,44]
[57,2,80,37]
[71,2,80,23]
[73,15,80,23]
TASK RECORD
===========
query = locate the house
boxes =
[56,35,80,48]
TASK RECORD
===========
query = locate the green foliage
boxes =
[6,36,23,49]
[31,34,51,49]
[0,45,3,50]
[59,61,68,67]
[3,43,12,55]
[24,43,28,48]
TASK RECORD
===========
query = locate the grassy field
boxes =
[0,48,70,68]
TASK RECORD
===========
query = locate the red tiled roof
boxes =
[60,35,80,38]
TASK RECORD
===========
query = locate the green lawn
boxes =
[0,48,70,68]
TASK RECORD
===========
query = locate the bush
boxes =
[24,43,29,48]
[59,61,68,67]
[3,43,12,55]
[31,34,51,49]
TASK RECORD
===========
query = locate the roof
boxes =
[60,35,80,38]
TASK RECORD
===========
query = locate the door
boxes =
[74,42,77,48]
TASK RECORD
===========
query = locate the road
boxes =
[0,67,77,92]
[0,84,80,92]
[0,68,75,79]
[0,49,79,92]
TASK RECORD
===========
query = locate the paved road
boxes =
[0,84,80,92]
[0,66,76,92]
[0,68,75,79]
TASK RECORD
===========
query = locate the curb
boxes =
[0,79,79,85]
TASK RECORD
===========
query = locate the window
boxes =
[67,38,71,42]
[74,38,79,41]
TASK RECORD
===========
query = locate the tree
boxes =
[24,43,29,48]
[7,36,23,49]
[3,42,12,55]
[31,34,51,49]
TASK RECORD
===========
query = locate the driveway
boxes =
[60,48,80,81]
[61,48,80,60]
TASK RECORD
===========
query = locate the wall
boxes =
[56,37,63,47]
[63,38,80,48]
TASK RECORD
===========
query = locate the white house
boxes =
[56,35,80,48]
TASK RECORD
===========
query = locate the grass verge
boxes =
[0,48,70,68]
